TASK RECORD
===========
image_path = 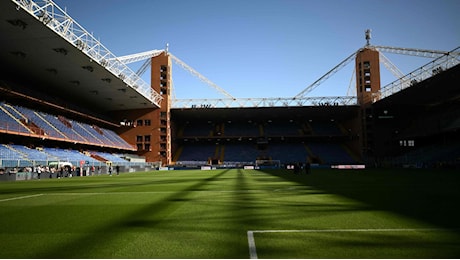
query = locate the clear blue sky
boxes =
[55,0,459,99]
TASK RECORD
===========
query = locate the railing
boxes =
[172,96,358,109]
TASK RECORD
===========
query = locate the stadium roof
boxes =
[171,105,359,122]
[373,63,460,108]
[0,0,159,112]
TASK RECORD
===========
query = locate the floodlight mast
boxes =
[294,29,460,99]
[116,47,236,100]
[168,53,236,100]
[379,52,405,79]
[115,34,459,107]
[293,50,358,99]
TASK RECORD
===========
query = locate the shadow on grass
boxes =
[33,169,236,258]
[0,174,201,195]
[262,168,460,232]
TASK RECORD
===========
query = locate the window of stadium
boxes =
[363,61,370,69]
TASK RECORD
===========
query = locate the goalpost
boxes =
[255,159,281,169]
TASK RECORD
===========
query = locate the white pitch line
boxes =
[251,228,451,233]
[247,231,258,259]
[247,228,455,259]
[0,194,43,202]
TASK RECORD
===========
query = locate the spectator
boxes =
[305,161,311,174]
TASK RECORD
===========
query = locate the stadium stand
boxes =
[263,120,302,136]
[9,145,49,161]
[0,102,133,149]
[181,122,213,137]
[0,97,150,174]
[309,120,343,135]
[0,102,30,134]
[44,148,96,163]
[222,143,260,163]
[307,142,355,164]
[173,116,359,166]
[92,152,128,163]
[0,144,23,160]
[178,143,218,162]
[1,0,459,179]
[13,105,68,139]
[264,143,309,163]
[0,143,145,172]
[224,121,260,136]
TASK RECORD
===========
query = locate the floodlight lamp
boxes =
[365,29,372,46]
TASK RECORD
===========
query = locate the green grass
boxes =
[1,168,460,258]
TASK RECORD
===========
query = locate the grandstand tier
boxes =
[171,106,362,165]
[0,102,134,150]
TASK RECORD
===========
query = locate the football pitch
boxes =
[1,168,459,258]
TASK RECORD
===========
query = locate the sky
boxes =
[54,0,460,100]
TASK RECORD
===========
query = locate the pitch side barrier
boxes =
[168,161,364,171]
[0,161,159,181]
[169,161,256,170]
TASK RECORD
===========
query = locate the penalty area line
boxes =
[247,231,258,259]
[0,194,44,202]
[247,228,456,259]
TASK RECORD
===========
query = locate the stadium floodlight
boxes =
[365,29,371,46]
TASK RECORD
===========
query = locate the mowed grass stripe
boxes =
[1,168,460,258]
[33,189,286,197]
[249,228,460,258]
[248,227,460,258]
